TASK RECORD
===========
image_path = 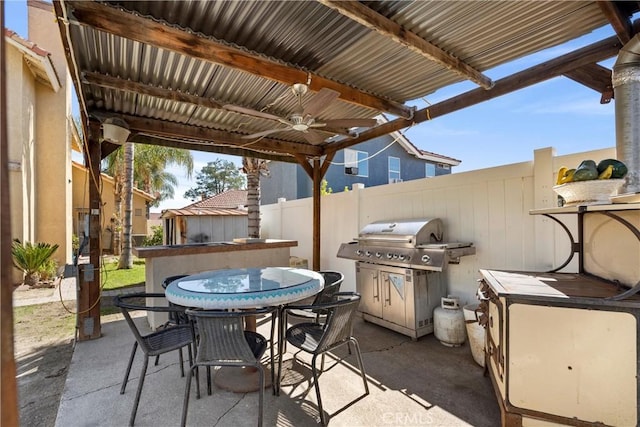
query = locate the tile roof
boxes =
[184,189,248,209]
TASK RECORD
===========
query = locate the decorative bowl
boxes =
[553,179,625,207]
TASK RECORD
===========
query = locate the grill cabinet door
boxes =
[381,271,407,328]
[356,263,382,318]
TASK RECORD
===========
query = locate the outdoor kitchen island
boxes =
[479,203,640,427]
[133,239,297,328]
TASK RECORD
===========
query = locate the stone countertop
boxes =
[132,239,297,259]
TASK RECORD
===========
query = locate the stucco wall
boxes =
[72,165,151,248]
[29,1,73,267]
[261,146,626,306]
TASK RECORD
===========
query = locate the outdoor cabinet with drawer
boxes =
[479,204,640,427]
[356,262,446,340]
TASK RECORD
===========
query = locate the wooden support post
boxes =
[0,3,19,422]
[312,158,321,271]
[77,128,102,340]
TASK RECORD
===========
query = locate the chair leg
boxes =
[311,354,327,426]
[154,354,160,366]
[206,366,212,396]
[129,355,149,427]
[121,341,138,394]
[178,347,185,377]
[351,338,369,395]
[181,364,195,427]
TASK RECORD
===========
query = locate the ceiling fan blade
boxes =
[241,128,286,139]
[302,88,340,117]
[223,104,282,121]
[302,130,327,145]
[322,118,377,128]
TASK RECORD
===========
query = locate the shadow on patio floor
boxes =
[55,314,499,426]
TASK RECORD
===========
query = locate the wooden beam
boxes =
[319,0,494,90]
[1,2,19,422]
[295,154,315,179]
[130,134,298,163]
[77,134,102,341]
[312,157,321,271]
[563,63,613,104]
[90,111,323,158]
[82,72,353,138]
[66,1,413,119]
[326,36,621,154]
[82,71,224,110]
[598,1,634,44]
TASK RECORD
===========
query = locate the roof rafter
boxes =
[130,134,298,163]
[318,0,494,90]
[598,1,634,43]
[563,63,614,104]
[90,111,323,157]
[65,0,413,119]
[326,36,622,155]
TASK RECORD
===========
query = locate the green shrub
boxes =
[11,239,59,287]
[39,258,59,281]
[142,225,163,246]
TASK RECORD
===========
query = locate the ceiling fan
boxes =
[234,84,377,144]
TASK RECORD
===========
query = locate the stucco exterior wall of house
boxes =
[29,0,73,267]
[7,40,38,283]
[72,164,152,251]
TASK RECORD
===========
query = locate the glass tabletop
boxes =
[175,267,318,294]
[165,267,324,309]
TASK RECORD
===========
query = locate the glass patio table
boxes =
[164,267,324,392]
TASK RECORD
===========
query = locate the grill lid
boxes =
[357,218,444,247]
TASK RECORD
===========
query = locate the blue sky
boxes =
[5,1,619,211]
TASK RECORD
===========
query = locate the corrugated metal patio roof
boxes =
[53,1,634,162]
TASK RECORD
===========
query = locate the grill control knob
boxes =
[356,249,363,256]
[386,253,393,259]
[375,252,382,258]
[365,251,371,257]
[392,254,399,259]
[421,254,431,264]
[398,254,405,261]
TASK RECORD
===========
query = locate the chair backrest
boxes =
[312,271,344,305]
[315,292,360,354]
[114,292,186,353]
[185,307,275,364]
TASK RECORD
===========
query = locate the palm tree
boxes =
[241,157,270,238]
[103,145,193,266]
[118,142,135,269]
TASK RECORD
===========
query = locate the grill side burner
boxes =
[336,218,476,340]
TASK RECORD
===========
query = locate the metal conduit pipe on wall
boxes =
[613,33,640,194]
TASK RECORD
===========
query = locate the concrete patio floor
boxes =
[55,312,500,426]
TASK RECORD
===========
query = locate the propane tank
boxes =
[433,296,467,347]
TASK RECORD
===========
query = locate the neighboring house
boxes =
[71,161,155,251]
[6,1,73,283]
[261,125,461,204]
[147,212,163,235]
[161,190,248,245]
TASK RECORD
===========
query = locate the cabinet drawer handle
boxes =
[489,315,494,328]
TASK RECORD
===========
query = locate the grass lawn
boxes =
[101,258,145,291]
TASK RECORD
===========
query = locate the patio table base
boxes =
[214,365,272,393]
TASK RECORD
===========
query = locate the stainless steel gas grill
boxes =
[337,218,476,340]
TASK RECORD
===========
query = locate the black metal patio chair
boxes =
[181,306,278,427]
[277,271,344,361]
[278,292,369,426]
[114,292,195,426]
